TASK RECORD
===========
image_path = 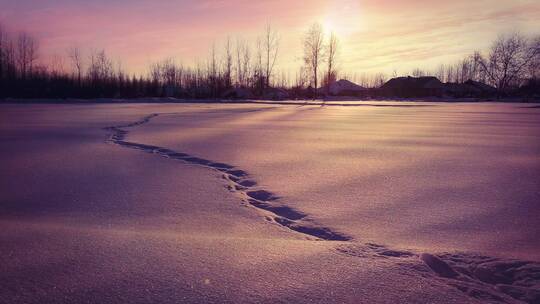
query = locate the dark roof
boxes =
[444,82,481,95]
[329,79,365,92]
[334,79,365,89]
[464,80,497,92]
[381,76,443,90]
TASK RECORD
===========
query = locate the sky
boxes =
[1,0,539,77]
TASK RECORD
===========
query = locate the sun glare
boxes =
[322,1,364,37]
[322,18,337,35]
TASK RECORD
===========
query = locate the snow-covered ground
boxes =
[1,102,539,303]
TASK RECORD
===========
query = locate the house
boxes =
[463,80,497,96]
[444,80,497,98]
[443,82,481,97]
[380,76,444,97]
[323,79,366,96]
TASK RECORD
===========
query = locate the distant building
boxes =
[464,80,497,96]
[263,87,289,100]
[380,76,444,97]
[444,80,497,98]
[222,87,253,99]
[443,82,479,97]
[324,79,366,96]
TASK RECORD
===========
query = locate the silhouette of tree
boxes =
[412,68,425,77]
[68,47,83,87]
[303,23,325,97]
[224,37,233,89]
[16,32,38,79]
[234,38,251,88]
[263,23,279,89]
[325,32,338,95]
[0,24,5,81]
[474,33,540,94]
[0,19,538,100]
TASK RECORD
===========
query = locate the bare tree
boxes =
[209,43,220,97]
[161,58,178,86]
[279,70,288,88]
[88,49,113,83]
[235,38,251,87]
[0,23,4,79]
[242,40,251,87]
[68,47,83,86]
[294,66,308,88]
[529,37,540,80]
[16,32,38,78]
[224,37,233,89]
[235,38,244,87]
[253,37,264,94]
[263,23,279,88]
[149,61,162,85]
[474,33,540,93]
[373,72,387,88]
[303,22,325,96]
[50,54,66,76]
[357,72,369,88]
[0,24,14,81]
[411,68,425,77]
[459,58,470,83]
[436,64,446,82]
[325,31,339,95]
[5,37,16,79]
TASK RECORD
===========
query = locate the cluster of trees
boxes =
[146,24,281,98]
[409,33,540,95]
[0,21,346,99]
[474,34,539,94]
[301,23,340,95]
[0,20,539,99]
[0,24,155,98]
[0,23,284,99]
[145,22,342,99]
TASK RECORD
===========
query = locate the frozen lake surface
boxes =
[1,102,539,303]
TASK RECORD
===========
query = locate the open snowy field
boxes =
[1,101,539,303]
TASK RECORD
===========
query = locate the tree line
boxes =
[0,21,539,99]
[407,33,540,94]
[0,23,286,99]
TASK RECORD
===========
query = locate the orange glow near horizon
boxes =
[1,0,539,77]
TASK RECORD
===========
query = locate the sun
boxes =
[321,0,364,37]
[322,18,338,36]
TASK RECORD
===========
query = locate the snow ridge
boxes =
[104,113,540,303]
[104,113,351,241]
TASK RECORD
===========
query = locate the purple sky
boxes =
[1,0,539,76]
